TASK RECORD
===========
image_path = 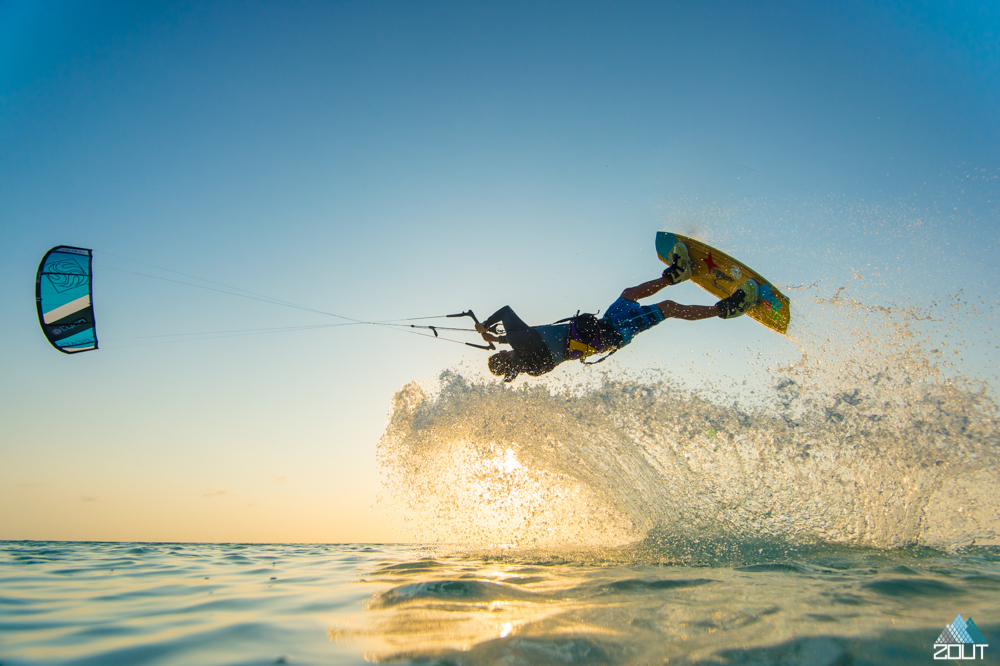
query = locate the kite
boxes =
[35,246,98,353]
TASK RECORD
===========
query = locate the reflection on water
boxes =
[3,541,998,665]
[345,545,1000,665]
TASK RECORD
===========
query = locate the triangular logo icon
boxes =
[936,625,958,645]
[966,617,987,645]
[949,614,974,643]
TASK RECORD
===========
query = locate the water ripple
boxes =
[3,542,999,665]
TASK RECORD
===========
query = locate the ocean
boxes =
[1,540,998,665]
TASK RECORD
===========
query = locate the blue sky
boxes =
[1,1,997,542]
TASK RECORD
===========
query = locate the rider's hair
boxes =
[488,352,519,383]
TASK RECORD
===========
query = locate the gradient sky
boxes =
[2,1,998,543]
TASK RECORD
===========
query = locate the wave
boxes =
[378,293,1000,554]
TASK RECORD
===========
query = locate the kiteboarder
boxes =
[475,242,759,382]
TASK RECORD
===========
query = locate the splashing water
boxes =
[378,292,1000,556]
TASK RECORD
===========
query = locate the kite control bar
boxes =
[448,310,495,350]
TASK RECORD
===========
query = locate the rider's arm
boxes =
[481,307,508,330]
[478,307,514,344]
[476,324,503,344]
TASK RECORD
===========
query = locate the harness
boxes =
[555,312,625,365]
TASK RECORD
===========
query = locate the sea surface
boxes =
[2,540,999,665]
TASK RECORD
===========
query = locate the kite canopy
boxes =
[36,246,98,353]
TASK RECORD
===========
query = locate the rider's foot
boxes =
[662,242,692,285]
[716,279,759,319]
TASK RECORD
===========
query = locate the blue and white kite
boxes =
[35,246,98,353]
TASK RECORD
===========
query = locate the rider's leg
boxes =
[656,300,721,321]
[620,273,673,302]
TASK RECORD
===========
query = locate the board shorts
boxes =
[603,297,665,347]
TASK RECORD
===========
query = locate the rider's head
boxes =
[488,350,520,383]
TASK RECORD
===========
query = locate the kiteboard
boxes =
[656,231,790,334]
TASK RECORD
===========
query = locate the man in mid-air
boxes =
[476,242,759,382]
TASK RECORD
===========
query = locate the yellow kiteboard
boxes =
[656,231,790,334]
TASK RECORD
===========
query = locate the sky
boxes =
[1,0,998,543]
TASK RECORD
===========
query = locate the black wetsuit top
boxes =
[482,306,556,377]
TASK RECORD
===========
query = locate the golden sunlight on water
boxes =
[332,547,1000,665]
[3,541,999,665]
